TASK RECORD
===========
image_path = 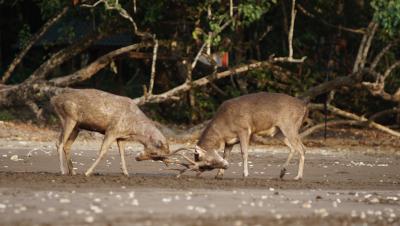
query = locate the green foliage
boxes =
[140,0,164,24]
[371,0,400,37]
[195,90,219,119]
[35,0,65,19]
[0,110,16,121]
[192,0,275,47]
[57,25,76,44]
[237,0,273,26]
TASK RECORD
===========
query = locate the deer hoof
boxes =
[279,168,287,179]
[293,176,302,181]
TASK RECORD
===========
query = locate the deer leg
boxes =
[279,124,306,180]
[64,128,79,175]
[280,137,295,179]
[293,137,306,180]
[239,133,250,178]
[117,139,129,176]
[85,134,115,176]
[215,144,233,179]
[56,119,77,175]
[56,132,66,175]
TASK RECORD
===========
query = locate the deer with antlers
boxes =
[51,88,175,176]
[176,92,308,180]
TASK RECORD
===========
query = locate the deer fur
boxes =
[194,92,308,180]
[51,88,170,176]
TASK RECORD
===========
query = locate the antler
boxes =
[162,147,202,177]
[156,147,195,166]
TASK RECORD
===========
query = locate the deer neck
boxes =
[131,121,159,147]
[197,124,222,151]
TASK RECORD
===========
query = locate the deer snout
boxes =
[220,159,229,169]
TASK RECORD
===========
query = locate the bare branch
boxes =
[383,60,400,80]
[369,108,400,121]
[273,0,306,63]
[352,21,378,74]
[191,42,208,69]
[362,60,400,102]
[230,0,233,17]
[1,6,70,84]
[133,60,283,105]
[82,0,152,39]
[51,42,152,87]
[25,100,44,121]
[300,75,357,100]
[300,120,360,138]
[148,38,158,95]
[271,56,307,63]
[362,82,400,102]
[296,4,365,34]
[282,0,307,63]
[370,39,399,71]
[288,0,296,59]
[310,103,400,137]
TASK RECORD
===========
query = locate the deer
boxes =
[176,92,308,180]
[51,88,172,177]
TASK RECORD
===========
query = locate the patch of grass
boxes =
[0,110,16,121]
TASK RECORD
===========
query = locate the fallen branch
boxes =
[300,119,360,138]
[300,75,357,101]
[362,60,400,103]
[369,108,400,121]
[310,103,400,137]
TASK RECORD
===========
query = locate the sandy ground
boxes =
[0,140,399,226]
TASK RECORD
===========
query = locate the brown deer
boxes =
[51,88,170,176]
[178,92,308,180]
